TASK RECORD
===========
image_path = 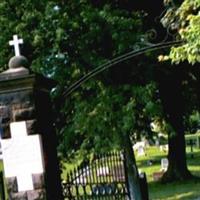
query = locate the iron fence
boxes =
[62,151,130,200]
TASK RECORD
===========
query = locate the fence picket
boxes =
[62,151,130,199]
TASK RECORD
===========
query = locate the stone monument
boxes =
[0,35,63,199]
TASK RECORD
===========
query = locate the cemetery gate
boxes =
[62,151,130,199]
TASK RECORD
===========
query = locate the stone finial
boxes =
[8,55,29,69]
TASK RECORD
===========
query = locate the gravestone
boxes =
[161,158,168,172]
[133,141,146,151]
[155,139,159,146]
[0,35,63,200]
[137,146,145,156]
[159,144,168,152]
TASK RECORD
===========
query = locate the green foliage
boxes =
[0,1,164,160]
[0,1,142,74]
[163,0,200,64]
[59,82,162,160]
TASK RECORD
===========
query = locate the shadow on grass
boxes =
[187,156,200,166]
[148,179,200,200]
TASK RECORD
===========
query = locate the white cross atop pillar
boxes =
[1,121,44,192]
[9,35,23,56]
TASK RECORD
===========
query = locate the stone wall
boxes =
[7,174,46,200]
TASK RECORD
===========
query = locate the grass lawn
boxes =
[0,161,3,171]
[136,146,200,200]
[149,180,200,200]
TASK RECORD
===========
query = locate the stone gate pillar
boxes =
[0,55,63,199]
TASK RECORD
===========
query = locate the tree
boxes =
[156,64,190,181]
[158,0,200,181]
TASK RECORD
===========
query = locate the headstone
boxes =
[133,141,146,151]
[161,158,168,172]
[159,144,168,152]
[137,146,145,156]
[1,121,44,192]
[155,139,160,146]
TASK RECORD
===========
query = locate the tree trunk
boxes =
[156,66,193,182]
[121,133,142,200]
[162,95,193,182]
[162,129,192,182]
